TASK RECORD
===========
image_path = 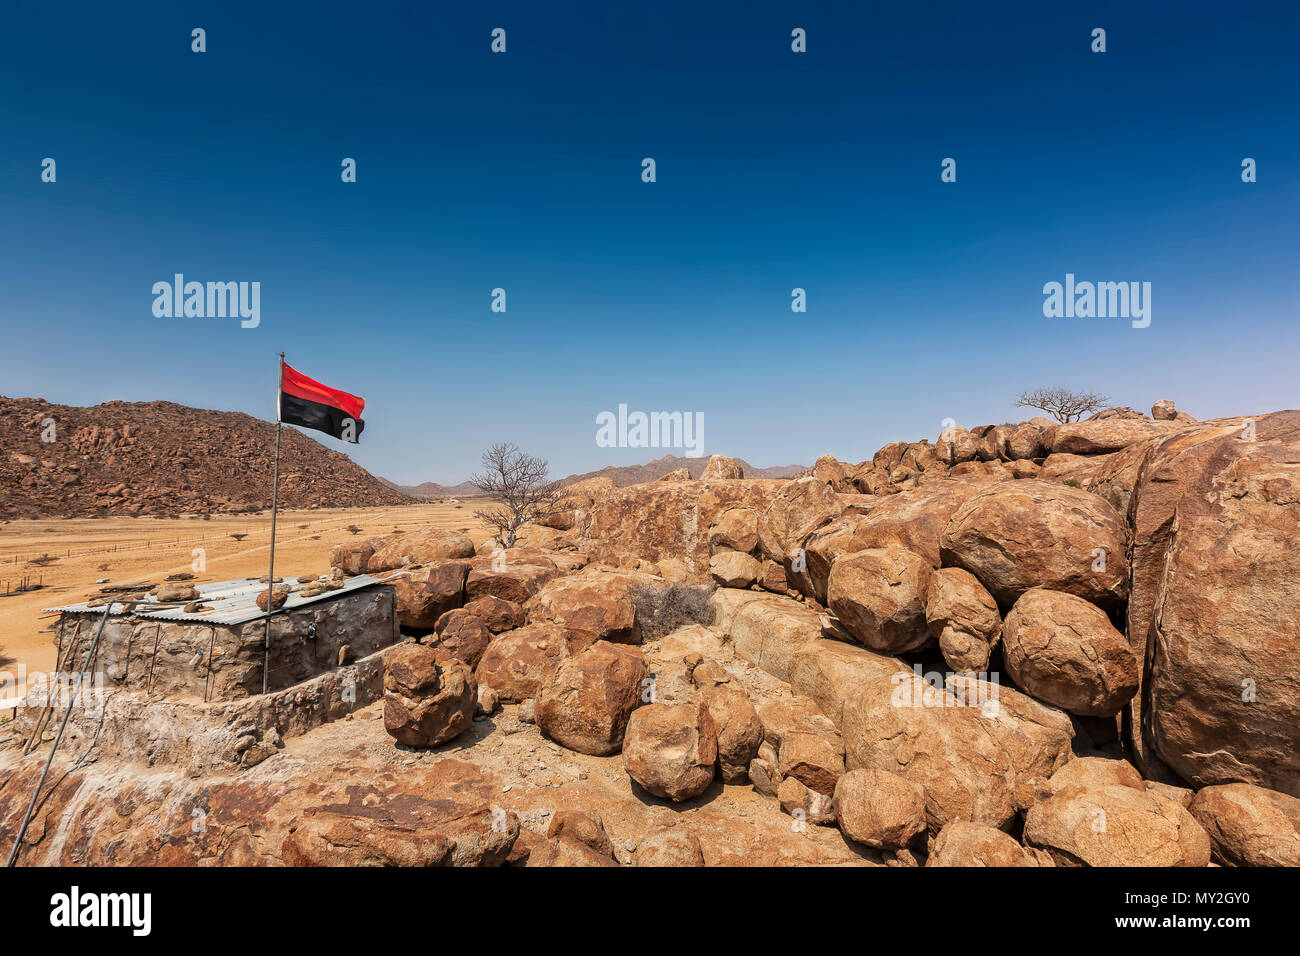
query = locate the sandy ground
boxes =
[0,502,489,674]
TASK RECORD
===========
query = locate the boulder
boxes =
[657,468,690,482]
[777,730,845,796]
[427,608,493,668]
[926,821,1045,867]
[810,454,852,491]
[1049,419,1184,455]
[156,582,199,603]
[383,644,476,747]
[465,555,561,604]
[526,571,640,644]
[547,810,614,856]
[843,671,1075,832]
[936,427,981,465]
[462,595,524,633]
[755,695,841,750]
[826,547,934,653]
[939,479,1129,611]
[708,507,759,554]
[255,583,291,611]
[1134,412,1300,794]
[328,541,374,576]
[1024,783,1211,867]
[713,590,822,683]
[1046,757,1145,794]
[757,560,788,594]
[776,776,837,826]
[701,455,745,480]
[1005,423,1047,461]
[709,550,761,588]
[837,770,930,853]
[622,702,718,801]
[536,641,647,755]
[474,624,573,703]
[701,685,764,783]
[1151,399,1177,421]
[1186,783,1300,867]
[1002,588,1138,718]
[759,476,847,564]
[635,826,705,866]
[369,528,475,572]
[925,567,1002,673]
[390,560,469,629]
[834,768,926,850]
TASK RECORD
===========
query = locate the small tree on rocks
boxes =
[1015,387,1110,424]
[470,443,565,549]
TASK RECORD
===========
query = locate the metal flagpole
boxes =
[263,352,285,695]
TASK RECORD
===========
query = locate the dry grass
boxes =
[0,501,491,674]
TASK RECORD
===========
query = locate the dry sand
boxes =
[0,502,490,675]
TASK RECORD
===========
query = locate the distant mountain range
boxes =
[379,454,806,499]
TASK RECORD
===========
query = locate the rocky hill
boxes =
[0,396,409,518]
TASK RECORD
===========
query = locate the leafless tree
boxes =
[1015,388,1110,424]
[470,443,566,549]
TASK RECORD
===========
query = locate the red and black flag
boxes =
[279,362,366,443]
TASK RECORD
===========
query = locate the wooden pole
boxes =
[262,352,285,695]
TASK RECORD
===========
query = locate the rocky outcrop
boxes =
[583,479,789,577]
[1132,412,1300,795]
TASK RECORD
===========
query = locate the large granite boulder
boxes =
[940,479,1128,611]
[1002,588,1138,718]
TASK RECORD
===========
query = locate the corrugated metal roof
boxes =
[43,574,387,626]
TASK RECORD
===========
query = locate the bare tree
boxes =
[1015,387,1110,424]
[470,443,565,549]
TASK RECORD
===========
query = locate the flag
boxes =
[279,362,366,443]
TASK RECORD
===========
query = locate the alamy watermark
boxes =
[595,404,704,456]
[152,274,260,328]
[1043,273,1150,328]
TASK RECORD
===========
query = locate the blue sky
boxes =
[1,1,1297,484]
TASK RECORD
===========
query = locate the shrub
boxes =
[629,581,717,641]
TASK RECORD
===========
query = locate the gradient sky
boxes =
[1,1,1297,484]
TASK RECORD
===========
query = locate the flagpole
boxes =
[263,352,285,695]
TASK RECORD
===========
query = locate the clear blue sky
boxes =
[1,1,1297,484]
